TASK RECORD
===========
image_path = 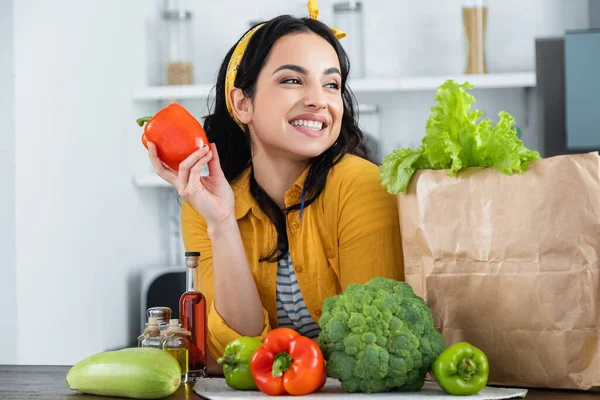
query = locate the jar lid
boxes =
[147,307,172,323]
[334,1,362,12]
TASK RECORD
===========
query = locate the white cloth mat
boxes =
[194,378,528,399]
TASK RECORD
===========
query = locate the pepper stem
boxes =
[216,355,233,366]
[457,358,477,381]
[136,116,152,127]
[272,352,292,377]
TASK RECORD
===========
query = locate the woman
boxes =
[147,2,404,370]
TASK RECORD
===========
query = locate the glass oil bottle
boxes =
[162,319,191,383]
[137,316,162,349]
[179,251,207,380]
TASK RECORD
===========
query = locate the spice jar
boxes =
[462,0,488,74]
[333,1,365,79]
[161,0,194,85]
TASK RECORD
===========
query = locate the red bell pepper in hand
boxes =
[136,103,209,171]
[250,328,326,396]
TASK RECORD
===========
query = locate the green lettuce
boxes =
[379,80,541,194]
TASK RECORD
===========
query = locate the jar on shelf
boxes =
[462,0,488,74]
[161,0,194,85]
[333,1,365,79]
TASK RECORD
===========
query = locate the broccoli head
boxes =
[317,277,446,393]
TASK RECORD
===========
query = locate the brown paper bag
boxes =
[399,152,600,390]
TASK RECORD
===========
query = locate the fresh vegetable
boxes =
[317,277,446,393]
[379,79,541,194]
[217,336,263,391]
[136,102,209,171]
[250,328,326,396]
[66,347,181,399]
[432,342,489,396]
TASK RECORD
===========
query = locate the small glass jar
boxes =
[161,0,194,85]
[462,0,488,74]
[147,306,172,332]
[333,1,365,79]
[162,319,191,383]
[138,317,163,349]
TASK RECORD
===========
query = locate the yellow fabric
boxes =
[307,0,347,39]
[224,22,265,130]
[181,155,404,359]
[225,0,346,130]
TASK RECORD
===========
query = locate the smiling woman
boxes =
[146,0,404,368]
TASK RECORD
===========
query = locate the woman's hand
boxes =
[148,140,235,226]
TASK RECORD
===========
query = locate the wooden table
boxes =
[1,365,598,399]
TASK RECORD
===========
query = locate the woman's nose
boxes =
[303,86,327,110]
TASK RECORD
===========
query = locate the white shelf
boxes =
[132,84,214,101]
[348,72,536,92]
[133,173,171,188]
[132,72,536,101]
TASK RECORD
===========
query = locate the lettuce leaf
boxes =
[379,148,435,194]
[379,80,541,194]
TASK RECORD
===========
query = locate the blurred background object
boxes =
[333,1,365,79]
[462,0,488,74]
[161,0,194,85]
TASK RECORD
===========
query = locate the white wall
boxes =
[14,0,165,365]
[0,0,17,365]
[7,0,589,365]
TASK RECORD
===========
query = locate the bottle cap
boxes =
[148,316,159,326]
[185,252,200,268]
[147,307,172,324]
[169,319,179,326]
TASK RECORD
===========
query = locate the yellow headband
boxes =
[225,0,346,130]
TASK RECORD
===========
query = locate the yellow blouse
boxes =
[181,154,404,359]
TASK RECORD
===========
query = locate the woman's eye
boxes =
[281,78,301,85]
[326,82,340,90]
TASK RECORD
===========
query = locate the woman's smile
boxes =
[288,113,329,138]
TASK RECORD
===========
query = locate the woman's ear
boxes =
[229,87,253,125]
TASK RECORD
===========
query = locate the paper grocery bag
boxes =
[399,152,600,390]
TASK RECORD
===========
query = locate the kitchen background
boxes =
[0,0,598,366]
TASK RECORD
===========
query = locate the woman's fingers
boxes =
[148,142,177,185]
[149,141,217,198]
[189,149,213,186]
[180,145,210,171]
[206,143,225,178]
[175,145,210,189]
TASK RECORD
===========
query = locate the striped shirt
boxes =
[276,253,321,338]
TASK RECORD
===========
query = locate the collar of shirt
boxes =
[231,164,310,221]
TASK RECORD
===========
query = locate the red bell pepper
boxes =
[136,103,209,171]
[250,328,326,396]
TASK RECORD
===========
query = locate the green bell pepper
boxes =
[217,336,263,391]
[432,341,489,396]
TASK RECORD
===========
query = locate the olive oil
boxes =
[165,348,189,375]
[162,319,191,383]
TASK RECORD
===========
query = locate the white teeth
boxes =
[291,119,324,131]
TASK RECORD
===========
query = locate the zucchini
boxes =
[66,347,181,399]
